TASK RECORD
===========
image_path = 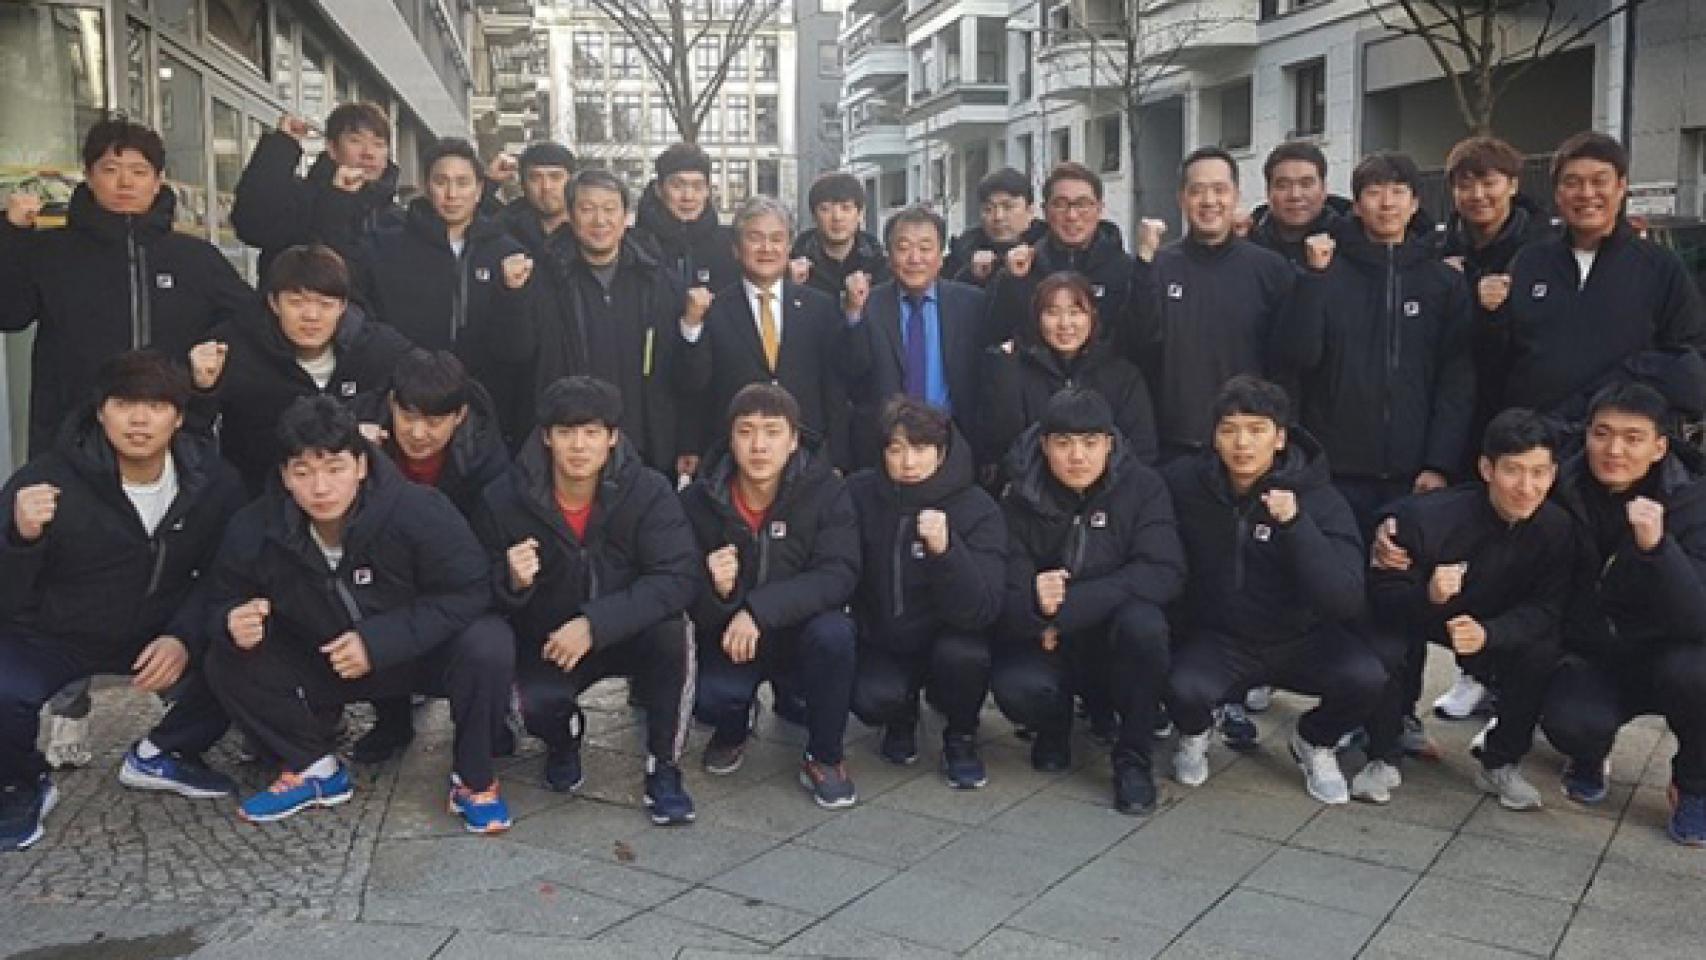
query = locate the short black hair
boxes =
[880,397,951,451]
[809,171,867,211]
[519,141,575,176]
[883,204,947,249]
[569,168,631,210]
[1181,146,1240,186]
[1351,152,1421,198]
[727,383,801,432]
[977,167,1034,205]
[267,244,351,300]
[424,138,480,179]
[655,142,712,180]
[1262,141,1327,185]
[1551,130,1628,184]
[96,349,190,411]
[1040,387,1114,437]
[83,117,166,173]
[276,395,365,464]
[389,350,471,417]
[1587,381,1669,432]
[1481,407,1556,461]
[1043,162,1103,202]
[1211,375,1290,427]
[537,376,623,430]
[325,102,392,144]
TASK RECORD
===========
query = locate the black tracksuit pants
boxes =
[991,599,1169,767]
[695,610,857,765]
[1542,642,1706,795]
[517,618,694,763]
[206,615,514,790]
[1167,625,1386,749]
[0,629,229,785]
[1337,475,1428,714]
[851,632,991,737]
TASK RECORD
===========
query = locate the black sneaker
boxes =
[1112,757,1158,816]
[1152,705,1176,740]
[879,723,919,765]
[352,700,416,764]
[0,775,58,852]
[1218,703,1260,751]
[702,730,748,776]
[643,757,696,826]
[941,733,987,789]
[1030,730,1072,772]
[543,709,585,792]
[799,755,857,809]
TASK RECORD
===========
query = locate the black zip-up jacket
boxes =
[200,304,414,495]
[1275,215,1474,481]
[632,184,742,294]
[1553,447,1706,657]
[473,434,697,650]
[846,429,1005,653]
[1496,220,1706,423]
[0,185,254,457]
[231,130,402,281]
[1247,194,1353,267]
[680,442,860,638]
[1163,431,1363,643]
[999,424,1185,641]
[353,381,510,518]
[985,222,1136,352]
[480,199,579,445]
[202,450,490,671]
[943,220,1048,287]
[1369,482,1571,651]
[0,410,246,664]
[1126,235,1295,449]
[790,228,893,299]
[977,318,1158,472]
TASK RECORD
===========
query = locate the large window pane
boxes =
[212,97,244,264]
[300,34,329,125]
[208,0,265,70]
[159,53,207,236]
[156,0,201,42]
[0,5,107,173]
[272,10,296,105]
[755,95,777,145]
[127,21,153,125]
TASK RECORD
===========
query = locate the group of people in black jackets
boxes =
[5,105,1706,856]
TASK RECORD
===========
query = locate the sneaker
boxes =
[448,775,512,834]
[44,715,92,770]
[1151,706,1175,740]
[941,733,987,790]
[351,705,416,763]
[1667,785,1706,847]
[1469,717,1498,760]
[702,731,748,776]
[1433,673,1495,720]
[1400,714,1441,760]
[1087,709,1119,746]
[1030,730,1072,773]
[1289,728,1350,805]
[0,775,58,852]
[1112,757,1157,816]
[1476,764,1543,811]
[543,709,585,792]
[1562,757,1611,805]
[800,755,857,809]
[119,745,235,799]
[1173,731,1211,787]
[1244,685,1273,713]
[1350,759,1402,804]
[643,757,696,825]
[238,763,353,823]
[1218,703,1260,751]
[879,722,919,765]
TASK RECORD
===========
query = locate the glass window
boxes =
[726,95,749,143]
[754,95,777,145]
[700,96,722,142]
[818,41,839,79]
[727,45,746,81]
[212,97,244,265]
[575,93,606,143]
[612,35,641,80]
[334,64,358,107]
[694,35,721,82]
[0,4,107,174]
[301,33,329,123]
[754,37,778,82]
[1291,60,1326,137]
[272,9,297,105]
[575,32,604,81]
[1220,78,1252,150]
[726,158,750,206]
[611,93,642,141]
[1098,115,1120,173]
[756,158,779,198]
[648,99,674,143]
[207,0,265,71]
[159,53,208,236]
[127,22,153,124]
[156,0,201,42]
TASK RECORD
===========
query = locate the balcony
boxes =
[1141,0,1259,62]
[846,120,907,163]
[845,42,908,91]
[1035,37,1109,102]
[904,82,1006,141]
[849,0,905,18]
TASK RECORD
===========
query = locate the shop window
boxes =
[208,0,266,72]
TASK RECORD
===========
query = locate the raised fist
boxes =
[1429,561,1468,606]
[227,598,271,649]
[1137,217,1167,263]
[789,257,813,285]
[1035,568,1069,618]
[188,340,228,390]
[843,270,872,317]
[1628,496,1665,553]
[507,537,541,591]
[277,113,311,141]
[684,286,713,327]
[1446,615,1486,656]
[1005,243,1036,279]
[11,483,59,542]
[970,249,997,279]
[502,252,534,289]
[917,509,949,556]
[332,165,366,193]
[1477,273,1512,312]
[5,192,42,229]
[1303,233,1336,272]
[707,544,740,600]
[486,153,519,185]
[1260,489,1297,525]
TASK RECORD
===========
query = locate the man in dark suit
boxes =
[840,206,990,469]
[683,196,851,468]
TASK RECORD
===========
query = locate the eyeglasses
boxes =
[1046,197,1100,214]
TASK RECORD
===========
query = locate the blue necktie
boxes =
[904,295,928,401]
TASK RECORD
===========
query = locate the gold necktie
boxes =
[759,289,780,371]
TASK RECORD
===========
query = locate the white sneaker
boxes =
[1289,728,1350,804]
[45,715,92,770]
[1433,673,1493,720]
[1244,685,1273,713]
[1350,759,1402,804]
[1469,717,1498,759]
[1476,763,1543,811]
[1173,731,1211,787]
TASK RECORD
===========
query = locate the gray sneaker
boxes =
[1350,759,1402,804]
[1476,764,1543,811]
[1173,731,1211,787]
[1289,728,1350,804]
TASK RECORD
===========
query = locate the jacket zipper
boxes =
[1232,505,1248,592]
[1065,514,1087,576]
[145,538,168,596]
[452,246,470,342]
[1381,244,1397,471]
[891,515,911,617]
[331,576,364,624]
[126,223,149,347]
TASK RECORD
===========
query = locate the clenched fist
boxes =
[1260,489,1298,525]
[1035,568,1070,618]
[707,544,740,600]
[1304,233,1335,272]
[277,113,311,140]
[486,153,519,185]
[332,165,366,193]
[917,508,948,556]
[970,249,997,280]
[1477,273,1511,312]
[684,286,713,328]
[1370,517,1412,572]
[1628,496,1665,552]
[1445,615,1486,656]
[843,270,872,317]
[189,340,228,390]
[789,257,813,285]
[228,599,271,649]
[1429,562,1468,606]
[5,192,42,229]
[1005,243,1036,279]
[1137,217,1167,263]
[502,252,534,289]
[321,631,372,679]
[507,538,541,591]
[11,483,59,542]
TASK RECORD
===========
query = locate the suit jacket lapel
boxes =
[872,288,905,375]
[725,285,772,372]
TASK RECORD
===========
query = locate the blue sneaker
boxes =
[543,709,585,792]
[1562,757,1610,806]
[1669,786,1706,847]
[0,775,58,852]
[800,755,857,809]
[238,763,353,823]
[119,745,234,799]
[643,757,696,825]
[942,733,988,790]
[448,775,512,834]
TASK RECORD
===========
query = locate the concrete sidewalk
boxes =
[3,649,1702,959]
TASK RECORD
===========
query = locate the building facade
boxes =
[795,0,847,218]
[473,0,552,160]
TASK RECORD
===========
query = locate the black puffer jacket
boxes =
[1163,431,1365,642]
[202,449,490,671]
[0,409,247,663]
[1274,214,1474,481]
[231,131,402,280]
[0,185,254,457]
[985,222,1135,352]
[846,429,1005,653]
[354,381,510,518]
[1247,194,1353,267]
[474,434,697,650]
[999,424,1185,641]
[680,442,860,637]
[790,228,893,299]
[632,184,741,294]
[943,220,1048,287]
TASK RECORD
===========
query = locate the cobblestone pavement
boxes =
[3,649,1703,959]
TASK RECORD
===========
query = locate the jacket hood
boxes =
[635,180,725,243]
[1330,207,1440,269]
[67,182,177,244]
[561,230,664,273]
[1003,421,1137,518]
[1441,192,1551,255]
[791,227,885,264]
[402,197,509,247]
[238,296,380,365]
[305,151,400,209]
[374,379,508,479]
[698,434,836,515]
[511,425,646,516]
[949,219,1049,258]
[873,425,978,512]
[1039,220,1126,266]
[261,437,405,561]
[53,399,221,505]
[1186,425,1333,505]
[1249,194,1353,242]
[1560,440,1706,521]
